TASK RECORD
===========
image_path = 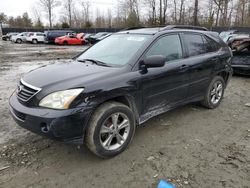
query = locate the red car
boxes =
[55,33,85,45]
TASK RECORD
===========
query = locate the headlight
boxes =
[39,89,84,109]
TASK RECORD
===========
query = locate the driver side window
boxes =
[146,34,183,62]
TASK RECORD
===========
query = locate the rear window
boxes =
[37,33,45,36]
[206,36,221,51]
[184,34,206,56]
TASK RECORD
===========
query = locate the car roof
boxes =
[45,30,74,33]
[118,27,216,36]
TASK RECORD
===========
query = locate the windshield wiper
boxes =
[77,59,111,67]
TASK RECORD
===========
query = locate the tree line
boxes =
[0,0,250,29]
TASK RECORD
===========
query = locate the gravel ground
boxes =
[0,41,249,188]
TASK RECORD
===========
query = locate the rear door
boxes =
[36,33,45,42]
[141,34,189,113]
[181,33,220,98]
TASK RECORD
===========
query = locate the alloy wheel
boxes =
[99,113,130,151]
[210,81,223,105]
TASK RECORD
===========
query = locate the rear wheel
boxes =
[201,76,225,109]
[85,102,136,158]
[16,39,22,44]
[63,41,68,45]
[32,39,38,44]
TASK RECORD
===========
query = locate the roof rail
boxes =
[161,25,209,31]
[121,26,145,31]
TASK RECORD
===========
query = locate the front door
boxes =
[141,34,190,114]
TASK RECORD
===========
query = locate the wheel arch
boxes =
[216,71,230,84]
[105,95,139,124]
[82,94,140,136]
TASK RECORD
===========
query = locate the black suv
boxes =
[9,26,233,158]
[44,30,75,44]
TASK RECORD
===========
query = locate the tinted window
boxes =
[37,33,45,36]
[146,34,183,62]
[206,36,220,51]
[202,36,214,53]
[184,34,206,56]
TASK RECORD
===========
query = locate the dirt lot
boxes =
[0,40,249,188]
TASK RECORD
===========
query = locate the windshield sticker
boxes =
[127,37,146,42]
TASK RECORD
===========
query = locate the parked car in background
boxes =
[220,30,250,76]
[55,33,85,45]
[9,26,233,158]
[86,32,110,44]
[220,30,238,42]
[94,33,112,44]
[232,50,250,75]
[11,32,29,43]
[83,33,93,44]
[26,32,46,44]
[44,30,75,44]
[2,32,19,41]
[227,34,250,51]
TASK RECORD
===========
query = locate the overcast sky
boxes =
[0,0,118,24]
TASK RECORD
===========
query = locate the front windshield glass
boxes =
[77,34,151,66]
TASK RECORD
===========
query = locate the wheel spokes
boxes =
[118,119,129,131]
[211,88,216,96]
[111,113,119,128]
[216,84,222,92]
[100,126,113,134]
[100,112,130,151]
[116,133,124,145]
[103,134,114,149]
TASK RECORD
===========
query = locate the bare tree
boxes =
[31,5,44,28]
[179,0,185,24]
[107,8,112,28]
[39,0,60,28]
[64,0,74,27]
[143,0,157,26]
[193,0,199,25]
[162,0,168,24]
[81,0,91,25]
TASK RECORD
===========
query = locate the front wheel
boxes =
[32,39,38,44]
[201,76,225,109]
[85,102,136,158]
[16,39,22,44]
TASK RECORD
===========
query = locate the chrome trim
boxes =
[20,78,42,91]
[16,79,42,102]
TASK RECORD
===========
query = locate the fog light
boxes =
[40,123,50,133]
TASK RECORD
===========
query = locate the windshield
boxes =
[77,34,151,66]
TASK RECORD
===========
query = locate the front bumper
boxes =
[9,93,92,144]
[232,65,250,75]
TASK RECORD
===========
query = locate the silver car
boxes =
[11,32,29,43]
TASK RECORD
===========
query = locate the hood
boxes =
[22,60,119,89]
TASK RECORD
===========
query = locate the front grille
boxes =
[16,79,41,102]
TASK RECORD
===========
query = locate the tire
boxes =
[201,76,225,109]
[16,39,22,44]
[85,102,136,158]
[32,39,38,44]
[63,41,68,45]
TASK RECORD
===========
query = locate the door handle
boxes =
[180,64,189,70]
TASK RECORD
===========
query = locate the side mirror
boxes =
[143,55,166,68]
